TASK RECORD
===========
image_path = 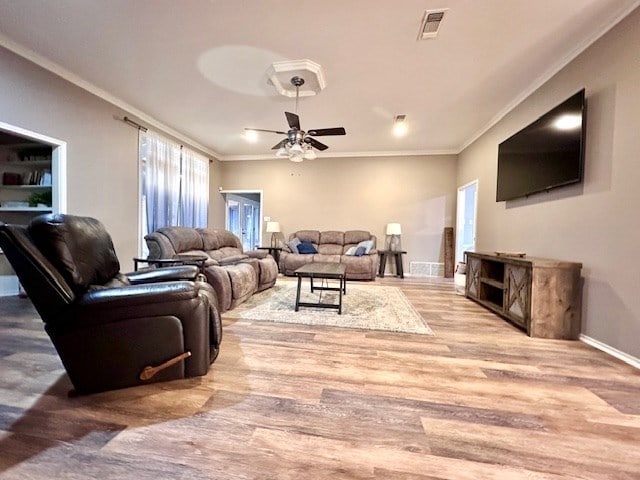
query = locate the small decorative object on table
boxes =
[495,251,526,257]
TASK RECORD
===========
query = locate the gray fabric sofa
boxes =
[145,227,278,313]
[279,230,378,280]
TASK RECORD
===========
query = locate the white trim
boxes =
[219,148,458,161]
[458,0,640,153]
[0,33,220,160]
[580,334,640,370]
[220,190,264,247]
[0,122,67,296]
[2,0,637,160]
[455,179,478,264]
[0,121,67,215]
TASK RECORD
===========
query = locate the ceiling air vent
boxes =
[417,8,448,40]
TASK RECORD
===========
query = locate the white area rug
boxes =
[223,280,434,335]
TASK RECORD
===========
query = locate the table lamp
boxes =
[266,221,281,248]
[386,223,402,251]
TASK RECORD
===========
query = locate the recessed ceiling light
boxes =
[244,129,258,142]
[393,115,408,137]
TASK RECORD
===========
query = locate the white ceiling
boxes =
[0,0,638,160]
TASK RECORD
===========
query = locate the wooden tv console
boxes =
[465,252,582,339]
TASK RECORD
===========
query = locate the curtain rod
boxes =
[124,116,212,162]
[123,116,148,132]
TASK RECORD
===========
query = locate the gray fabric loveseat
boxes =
[145,227,278,313]
[279,230,378,280]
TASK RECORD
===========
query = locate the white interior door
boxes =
[456,180,478,264]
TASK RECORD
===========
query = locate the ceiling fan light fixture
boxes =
[275,146,288,157]
[304,148,317,160]
[289,152,304,162]
[289,143,304,154]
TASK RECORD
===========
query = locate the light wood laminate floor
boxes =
[0,277,638,479]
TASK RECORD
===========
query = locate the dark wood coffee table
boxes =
[294,262,347,314]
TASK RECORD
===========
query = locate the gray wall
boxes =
[217,154,458,267]
[0,46,224,269]
[0,46,141,267]
[457,8,640,358]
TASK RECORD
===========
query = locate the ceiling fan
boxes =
[244,76,346,162]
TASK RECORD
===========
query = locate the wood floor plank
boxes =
[0,278,638,479]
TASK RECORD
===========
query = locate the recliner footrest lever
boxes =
[139,351,192,381]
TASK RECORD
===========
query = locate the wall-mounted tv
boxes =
[496,89,586,202]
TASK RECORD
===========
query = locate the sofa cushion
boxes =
[157,226,204,252]
[297,241,318,254]
[314,254,340,264]
[318,243,343,255]
[29,214,121,294]
[218,254,249,265]
[345,230,372,244]
[294,230,320,244]
[197,228,220,250]
[320,231,344,245]
[208,246,244,262]
[216,230,241,249]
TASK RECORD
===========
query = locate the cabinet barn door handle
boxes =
[139,351,191,381]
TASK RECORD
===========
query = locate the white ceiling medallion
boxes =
[267,59,326,97]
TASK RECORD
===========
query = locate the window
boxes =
[139,130,209,254]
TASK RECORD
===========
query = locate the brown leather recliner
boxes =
[0,214,222,396]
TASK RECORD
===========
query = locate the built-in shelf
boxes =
[0,207,52,212]
[0,160,51,167]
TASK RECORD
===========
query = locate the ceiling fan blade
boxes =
[271,139,289,150]
[245,127,287,135]
[307,127,346,136]
[285,112,300,130]
[304,137,329,151]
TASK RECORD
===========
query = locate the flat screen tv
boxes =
[496,89,586,202]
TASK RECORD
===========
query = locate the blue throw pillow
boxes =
[354,246,366,256]
[297,241,318,254]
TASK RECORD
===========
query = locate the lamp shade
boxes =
[386,223,402,235]
[266,221,281,233]
[289,143,303,154]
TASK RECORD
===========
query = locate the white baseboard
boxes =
[580,334,640,370]
[0,275,20,296]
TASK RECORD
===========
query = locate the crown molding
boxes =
[0,33,220,159]
[458,0,640,153]
[218,148,458,161]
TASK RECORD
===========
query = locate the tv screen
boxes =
[496,89,586,202]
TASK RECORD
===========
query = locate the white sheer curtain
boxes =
[180,147,209,228]
[139,130,209,254]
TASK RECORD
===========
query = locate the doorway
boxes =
[222,191,262,251]
[455,180,478,264]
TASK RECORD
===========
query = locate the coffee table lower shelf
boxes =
[294,262,347,314]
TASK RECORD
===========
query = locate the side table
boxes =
[257,247,282,271]
[378,250,407,278]
[133,255,208,273]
